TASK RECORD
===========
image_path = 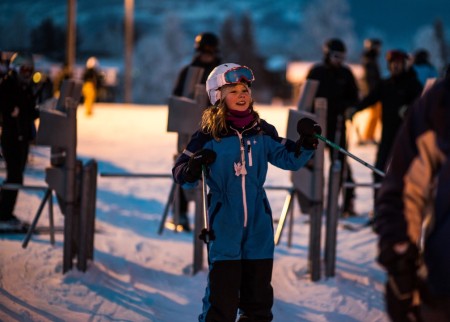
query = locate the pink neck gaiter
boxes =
[226,109,255,128]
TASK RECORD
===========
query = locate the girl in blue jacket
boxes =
[172,63,321,322]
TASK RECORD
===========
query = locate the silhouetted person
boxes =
[306,38,359,216]
[171,32,221,232]
[352,50,423,213]
[0,52,39,229]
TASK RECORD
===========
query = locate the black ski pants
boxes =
[0,137,29,218]
[200,259,274,322]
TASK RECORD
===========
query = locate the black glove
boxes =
[295,118,322,156]
[199,228,216,244]
[378,242,421,322]
[183,149,216,183]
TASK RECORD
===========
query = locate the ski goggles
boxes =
[223,66,255,84]
[209,66,255,90]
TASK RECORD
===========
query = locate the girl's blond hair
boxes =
[201,101,260,141]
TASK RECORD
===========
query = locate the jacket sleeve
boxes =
[261,120,314,171]
[354,82,382,113]
[172,130,210,185]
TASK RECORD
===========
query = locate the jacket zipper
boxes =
[231,123,258,227]
[247,140,253,166]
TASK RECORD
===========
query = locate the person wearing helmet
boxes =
[412,48,439,86]
[0,52,39,230]
[173,63,321,322]
[82,56,103,116]
[170,32,222,232]
[173,32,221,96]
[351,49,422,222]
[306,38,359,217]
[359,38,383,146]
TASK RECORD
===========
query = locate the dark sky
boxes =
[349,0,449,48]
[1,0,448,59]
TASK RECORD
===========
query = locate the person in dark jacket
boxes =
[0,52,39,229]
[306,38,359,216]
[352,50,423,206]
[171,32,221,232]
[375,77,450,321]
[173,32,222,97]
[173,63,320,322]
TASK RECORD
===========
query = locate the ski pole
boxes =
[201,165,210,243]
[315,133,385,177]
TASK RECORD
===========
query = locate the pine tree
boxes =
[31,18,65,60]
[413,23,445,73]
[220,16,239,63]
[219,13,277,103]
[434,19,449,70]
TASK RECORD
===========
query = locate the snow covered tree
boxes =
[295,0,357,61]
[413,23,445,74]
[31,18,66,60]
[220,16,240,63]
[78,16,123,58]
[132,13,188,104]
[433,19,449,70]
[239,13,257,65]
[219,13,275,103]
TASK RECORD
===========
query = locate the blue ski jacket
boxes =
[375,78,450,296]
[172,118,314,263]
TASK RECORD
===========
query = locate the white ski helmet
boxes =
[206,63,255,105]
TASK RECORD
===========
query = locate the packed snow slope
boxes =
[0,104,388,321]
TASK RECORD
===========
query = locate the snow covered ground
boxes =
[0,103,388,321]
